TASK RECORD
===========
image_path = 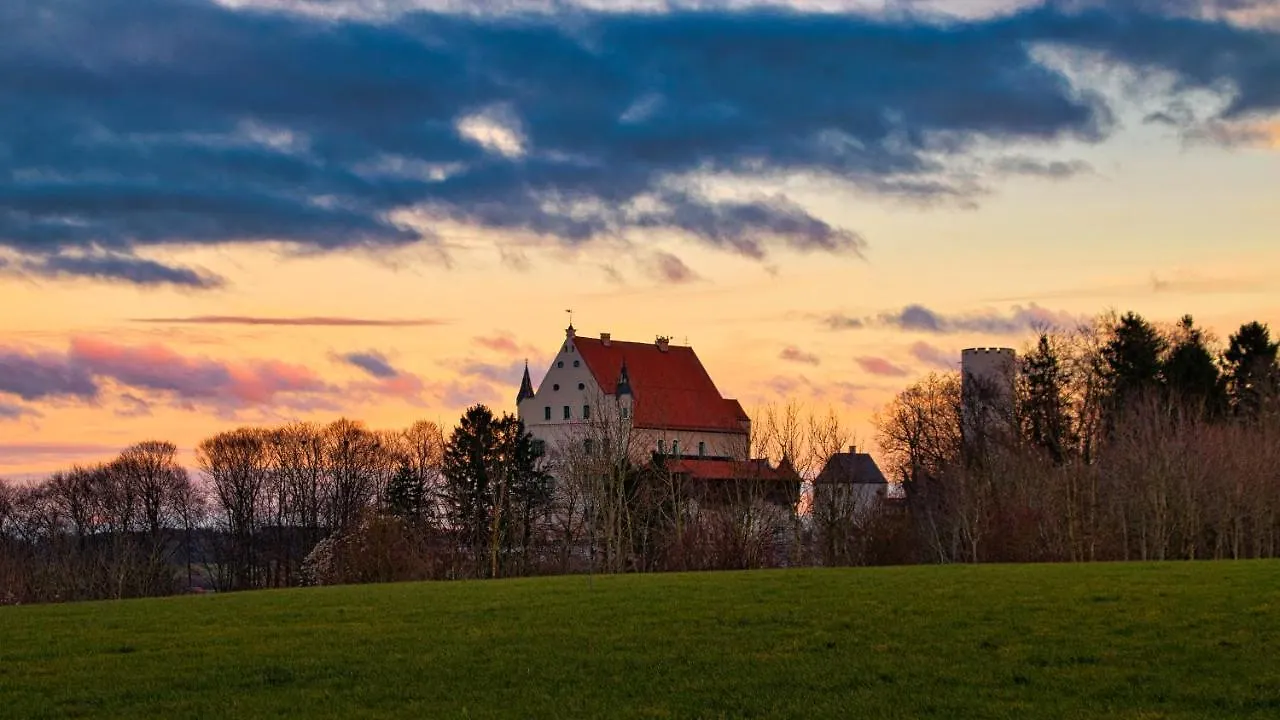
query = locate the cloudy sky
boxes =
[2,0,1279,476]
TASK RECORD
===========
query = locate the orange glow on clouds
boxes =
[1265,122,1280,150]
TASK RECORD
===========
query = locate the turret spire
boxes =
[615,358,633,397]
[516,359,536,404]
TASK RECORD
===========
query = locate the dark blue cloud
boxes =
[2,0,1277,285]
[1031,1,1280,120]
[991,156,1094,179]
[823,303,1088,334]
[11,253,223,288]
[0,400,40,421]
[337,351,401,379]
[0,349,100,401]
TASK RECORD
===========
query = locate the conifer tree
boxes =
[383,460,425,524]
[1101,311,1167,408]
[1161,315,1224,416]
[442,405,548,577]
[1223,321,1280,419]
[1021,333,1073,463]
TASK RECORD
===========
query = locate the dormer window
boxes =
[657,440,665,454]
[698,441,706,457]
[672,440,680,456]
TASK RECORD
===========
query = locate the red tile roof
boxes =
[666,458,799,483]
[575,336,748,433]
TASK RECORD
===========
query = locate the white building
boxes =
[516,325,752,463]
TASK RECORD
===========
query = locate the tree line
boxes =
[4,310,1277,605]
[2,398,877,604]
[877,313,1280,564]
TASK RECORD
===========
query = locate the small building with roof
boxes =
[811,445,891,522]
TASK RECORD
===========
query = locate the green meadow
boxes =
[2,562,1279,719]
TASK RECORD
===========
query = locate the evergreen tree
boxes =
[1223,321,1280,419]
[1101,311,1167,407]
[383,460,425,524]
[493,413,551,573]
[1161,315,1224,416]
[1020,333,1073,463]
[441,405,548,577]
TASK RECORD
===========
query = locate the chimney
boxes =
[656,336,670,353]
[849,445,857,454]
[601,332,611,347]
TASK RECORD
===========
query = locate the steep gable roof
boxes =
[575,336,747,433]
[815,452,888,485]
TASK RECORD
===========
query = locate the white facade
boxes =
[516,327,750,467]
[517,328,604,447]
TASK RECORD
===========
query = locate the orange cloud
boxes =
[472,333,537,358]
[856,357,910,377]
[1265,122,1280,150]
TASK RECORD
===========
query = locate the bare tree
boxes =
[400,420,446,525]
[875,372,963,562]
[324,419,391,534]
[198,427,270,591]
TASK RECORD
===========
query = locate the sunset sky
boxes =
[2,0,1279,478]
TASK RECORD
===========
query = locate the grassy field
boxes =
[2,562,1279,719]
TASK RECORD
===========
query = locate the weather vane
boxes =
[565,308,573,326]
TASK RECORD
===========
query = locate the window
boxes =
[532,439,547,457]
[621,407,630,420]
[672,440,680,456]
[578,383,585,390]
[553,383,560,391]
[573,360,580,367]
[563,406,571,420]
[544,406,551,421]
[584,438,593,455]
[557,361,564,368]
[583,405,591,419]
[698,441,706,457]
[657,440,665,454]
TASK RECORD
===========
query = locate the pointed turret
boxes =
[615,359,633,397]
[516,360,536,405]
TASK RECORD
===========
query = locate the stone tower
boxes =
[960,347,1016,444]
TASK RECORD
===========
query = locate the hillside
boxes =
[2,563,1279,719]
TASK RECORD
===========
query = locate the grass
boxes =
[2,562,1280,719]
